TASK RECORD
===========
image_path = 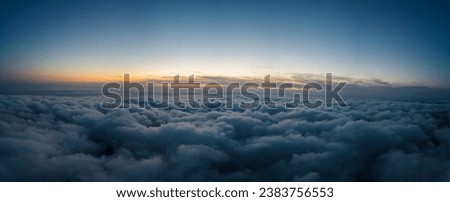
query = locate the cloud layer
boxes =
[0,95,449,181]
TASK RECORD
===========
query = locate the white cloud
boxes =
[0,95,449,181]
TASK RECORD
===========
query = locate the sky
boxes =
[2,1,450,182]
[0,0,450,88]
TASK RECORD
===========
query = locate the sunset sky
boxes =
[2,0,450,183]
[1,0,450,87]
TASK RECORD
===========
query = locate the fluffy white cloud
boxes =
[0,95,449,181]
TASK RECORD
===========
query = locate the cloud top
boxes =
[0,95,449,181]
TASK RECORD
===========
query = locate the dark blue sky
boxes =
[0,0,449,87]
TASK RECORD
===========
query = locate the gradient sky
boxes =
[1,0,450,87]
